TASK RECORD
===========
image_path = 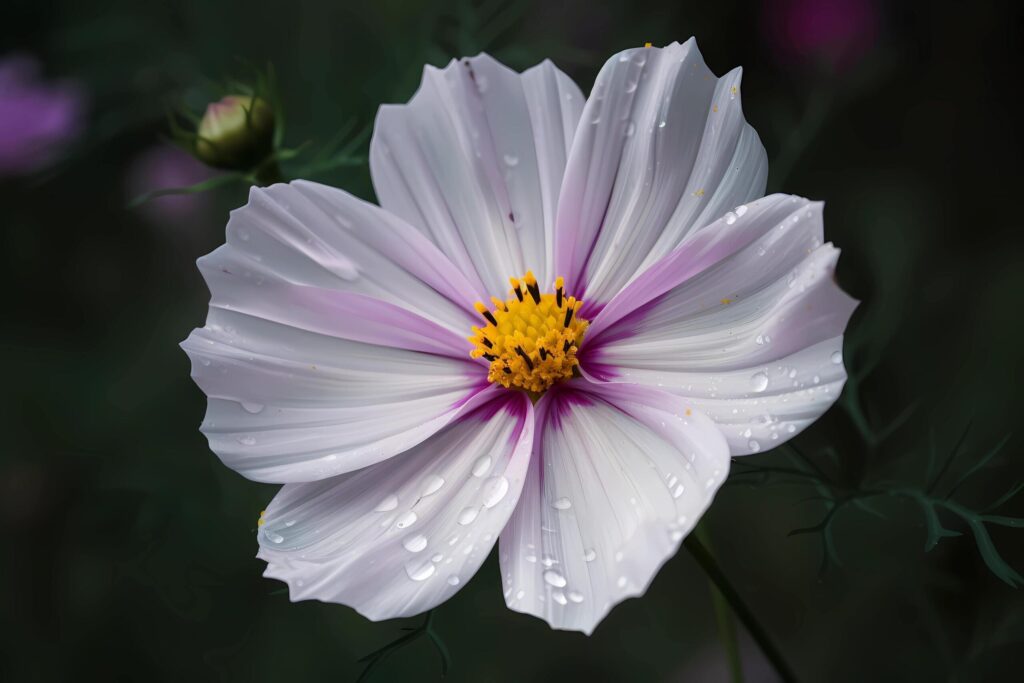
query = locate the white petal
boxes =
[370,54,584,297]
[554,40,767,308]
[499,380,729,634]
[204,180,483,338]
[182,309,488,483]
[583,197,858,454]
[257,392,533,621]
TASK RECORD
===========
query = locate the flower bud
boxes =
[194,95,274,170]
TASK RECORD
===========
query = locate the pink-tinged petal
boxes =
[257,391,534,621]
[371,54,584,296]
[554,39,767,312]
[581,196,858,455]
[182,310,491,483]
[205,180,484,338]
[499,379,729,634]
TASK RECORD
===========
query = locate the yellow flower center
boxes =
[468,272,589,394]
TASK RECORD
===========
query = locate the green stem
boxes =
[696,524,744,683]
[684,534,798,683]
[253,159,284,186]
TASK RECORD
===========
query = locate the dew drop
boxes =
[481,476,509,508]
[543,570,567,587]
[237,436,257,446]
[403,534,428,552]
[431,553,443,562]
[724,212,738,225]
[672,484,685,499]
[421,475,445,497]
[584,549,597,562]
[406,561,436,582]
[625,121,636,137]
[472,456,492,477]
[396,511,418,529]
[750,372,769,393]
[831,351,843,364]
[568,590,584,603]
[552,497,572,510]
[617,576,628,588]
[457,507,479,525]
[241,401,265,414]
[735,204,748,217]
[374,495,399,512]
[787,423,797,433]
[552,591,568,605]
[657,120,667,128]
[265,531,284,544]
[748,439,762,453]
[447,576,461,586]
[503,154,519,167]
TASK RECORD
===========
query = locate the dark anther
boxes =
[556,288,563,308]
[539,348,549,360]
[563,339,571,353]
[563,307,574,327]
[514,286,524,302]
[527,282,541,304]
[482,338,493,348]
[482,310,497,326]
[503,366,512,374]
[483,353,497,361]
[515,346,534,371]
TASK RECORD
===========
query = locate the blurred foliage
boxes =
[3,0,1024,682]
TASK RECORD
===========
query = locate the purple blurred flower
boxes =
[762,0,879,71]
[127,144,213,230]
[0,54,85,177]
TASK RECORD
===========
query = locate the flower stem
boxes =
[695,524,744,683]
[684,532,798,683]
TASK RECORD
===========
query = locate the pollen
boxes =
[468,272,589,394]
[257,509,266,527]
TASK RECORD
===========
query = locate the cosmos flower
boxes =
[0,54,84,178]
[182,39,856,634]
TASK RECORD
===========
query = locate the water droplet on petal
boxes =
[503,154,518,167]
[241,402,264,414]
[237,436,257,446]
[724,212,738,225]
[481,476,509,508]
[396,511,418,529]
[625,121,636,137]
[421,475,445,497]
[552,591,568,605]
[374,495,398,512]
[265,531,284,544]
[735,204,748,217]
[617,576,628,588]
[543,570,567,587]
[748,439,762,453]
[403,534,428,552]
[552,497,572,510]
[568,590,584,603]
[750,372,769,393]
[472,456,491,477]
[406,560,435,581]
[831,351,842,364]
[457,507,479,525]
[447,576,461,586]
[584,549,597,562]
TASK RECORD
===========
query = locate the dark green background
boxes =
[3,1,1022,680]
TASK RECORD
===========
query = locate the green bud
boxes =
[194,95,274,170]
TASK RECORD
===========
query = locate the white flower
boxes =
[182,39,857,635]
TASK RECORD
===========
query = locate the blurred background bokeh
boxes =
[2,1,1023,680]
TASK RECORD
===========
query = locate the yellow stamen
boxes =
[644,42,653,48]
[257,509,266,527]
[468,273,590,393]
